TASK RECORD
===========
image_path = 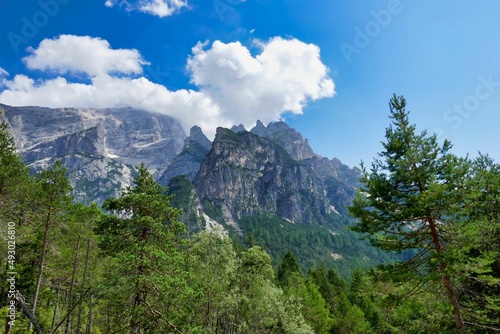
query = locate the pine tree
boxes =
[186,230,239,332]
[348,95,468,333]
[237,246,314,334]
[97,163,187,334]
[32,160,73,326]
[451,154,500,331]
[0,112,35,235]
[0,113,29,199]
[277,251,302,287]
[278,253,332,333]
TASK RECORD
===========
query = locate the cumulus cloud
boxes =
[0,35,335,138]
[187,37,335,126]
[23,35,148,77]
[105,0,188,17]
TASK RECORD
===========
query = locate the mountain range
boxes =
[1,103,391,273]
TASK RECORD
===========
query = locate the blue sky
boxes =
[0,0,499,167]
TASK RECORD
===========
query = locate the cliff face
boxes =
[1,104,186,203]
[193,125,360,226]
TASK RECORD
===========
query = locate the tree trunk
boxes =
[86,290,93,334]
[4,312,13,334]
[31,206,52,330]
[15,291,44,334]
[428,216,466,334]
[50,281,61,331]
[65,233,82,334]
[130,227,148,334]
[443,275,466,334]
[77,238,91,334]
[130,281,142,334]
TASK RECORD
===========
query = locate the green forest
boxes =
[1,95,499,333]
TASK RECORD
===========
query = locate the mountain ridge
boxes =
[2,103,388,272]
[1,103,360,218]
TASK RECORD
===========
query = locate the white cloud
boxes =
[23,35,148,77]
[187,37,335,127]
[105,0,188,17]
[0,73,224,137]
[0,35,335,138]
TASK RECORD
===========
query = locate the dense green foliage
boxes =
[236,214,394,277]
[97,163,189,333]
[0,96,498,333]
[168,175,203,235]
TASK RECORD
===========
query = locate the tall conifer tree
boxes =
[349,95,468,333]
[97,163,187,334]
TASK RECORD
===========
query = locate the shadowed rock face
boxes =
[157,125,212,185]
[193,126,361,225]
[1,104,186,203]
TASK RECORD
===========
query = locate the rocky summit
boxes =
[157,125,212,185]
[193,126,359,226]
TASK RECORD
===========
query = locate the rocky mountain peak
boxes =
[250,120,316,161]
[216,126,233,136]
[265,121,291,133]
[251,120,268,135]
[156,125,213,186]
[187,125,212,151]
[193,125,359,226]
[230,124,247,133]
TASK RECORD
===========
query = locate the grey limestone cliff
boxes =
[1,104,186,203]
[193,126,360,226]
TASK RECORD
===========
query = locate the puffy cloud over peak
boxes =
[187,37,335,127]
[23,35,148,77]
